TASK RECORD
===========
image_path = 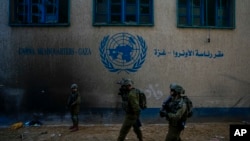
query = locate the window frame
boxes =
[93,0,154,26]
[177,0,235,29]
[9,0,70,27]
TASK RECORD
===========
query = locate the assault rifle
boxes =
[159,95,172,118]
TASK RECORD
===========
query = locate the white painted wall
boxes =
[0,0,250,113]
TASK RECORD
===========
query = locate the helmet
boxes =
[71,83,78,89]
[117,78,126,85]
[170,83,185,94]
[122,78,134,86]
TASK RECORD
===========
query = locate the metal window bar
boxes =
[45,0,59,23]
[94,0,153,25]
[16,0,58,24]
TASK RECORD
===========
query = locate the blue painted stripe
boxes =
[1,108,249,126]
[79,107,250,118]
[141,107,250,118]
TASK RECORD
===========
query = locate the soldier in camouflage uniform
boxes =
[160,83,187,141]
[117,79,143,141]
[67,83,81,132]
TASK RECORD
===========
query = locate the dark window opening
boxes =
[177,0,235,29]
[9,0,70,26]
[94,0,154,26]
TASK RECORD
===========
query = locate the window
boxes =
[93,0,154,26]
[9,0,70,26]
[177,0,235,29]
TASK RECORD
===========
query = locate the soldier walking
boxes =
[117,78,143,141]
[160,83,188,141]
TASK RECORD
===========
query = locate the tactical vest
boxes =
[167,98,184,114]
[120,88,140,114]
[165,97,191,117]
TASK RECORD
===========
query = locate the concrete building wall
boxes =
[0,0,250,124]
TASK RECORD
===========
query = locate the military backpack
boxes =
[182,96,193,118]
[135,89,147,110]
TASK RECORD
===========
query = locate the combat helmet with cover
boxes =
[123,78,134,86]
[170,83,185,94]
[71,83,78,89]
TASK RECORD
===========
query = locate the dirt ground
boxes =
[0,122,234,141]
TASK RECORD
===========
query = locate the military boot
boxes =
[70,124,79,132]
[69,125,75,130]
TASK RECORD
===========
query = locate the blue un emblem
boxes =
[99,33,147,73]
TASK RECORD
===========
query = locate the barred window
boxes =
[93,0,154,26]
[177,0,235,29]
[9,0,70,26]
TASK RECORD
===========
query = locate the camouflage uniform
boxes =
[117,79,143,141]
[67,84,81,131]
[160,84,187,141]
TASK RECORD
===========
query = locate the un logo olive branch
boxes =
[126,36,147,72]
[99,33,147,73]
[99,35,120,72]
